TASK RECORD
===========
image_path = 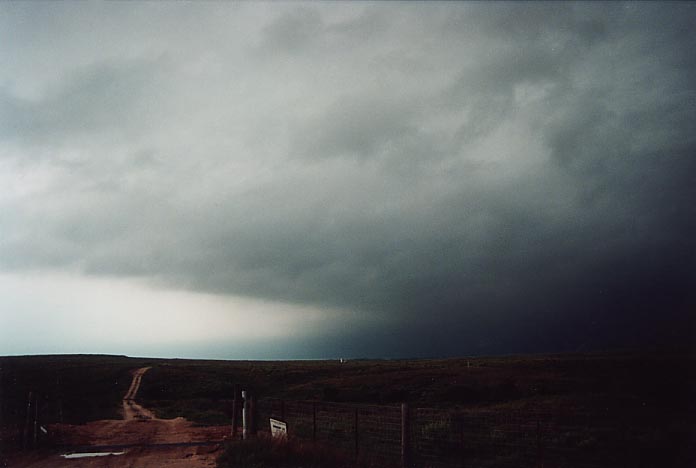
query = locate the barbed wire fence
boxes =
[249,397,680,468]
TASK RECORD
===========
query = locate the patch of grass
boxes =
[147,398,233,425]
[217,437,388,468]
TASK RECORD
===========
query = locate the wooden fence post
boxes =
[22,391,32,451]
[250,394,257,437]
[231,384,240,438]
[459,415,466,468]
[33,394,39,448]
[56,373,64,424]
[401,403,411,468]
[354,408,359,457]
[536,419,544,468]
[312,401,317,442]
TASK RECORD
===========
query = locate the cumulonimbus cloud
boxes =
[1,2,694,356]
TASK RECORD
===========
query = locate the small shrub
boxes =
[420,418,459,455]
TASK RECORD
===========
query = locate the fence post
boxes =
[354,407,359,457]
[312,401,317,442]
[231,384,240,438]
[22,391,32,450]
[536,419,544,468]
[460,415,465,468]
[242,390,248,440]
[250,394,257,437]
[401,403,411,468]
[33,394,39,448]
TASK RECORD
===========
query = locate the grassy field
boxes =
[2,352,694,425]
[1,352,694,465]
[134,352,696,422]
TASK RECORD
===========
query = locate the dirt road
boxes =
[7,367,230,468]
[122,367,155,420]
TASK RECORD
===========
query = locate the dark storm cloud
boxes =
[293,95,420,160]
[260,7,324,53]
[1,2,694,356]
[0,57,170,147]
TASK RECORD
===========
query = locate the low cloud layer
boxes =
[1,2,694,357]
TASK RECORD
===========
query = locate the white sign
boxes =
[270,418,287,438]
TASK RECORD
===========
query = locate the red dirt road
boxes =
[122,367,155,421]
[7,367,230,468]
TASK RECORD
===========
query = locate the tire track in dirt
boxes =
[122,367,155,421]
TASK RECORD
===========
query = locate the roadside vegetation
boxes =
[216,437,384,468]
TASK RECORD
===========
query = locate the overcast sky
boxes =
[1,2,694,359]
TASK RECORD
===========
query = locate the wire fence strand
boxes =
[251,397,690,468]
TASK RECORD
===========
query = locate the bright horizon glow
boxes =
[0,272,339,358]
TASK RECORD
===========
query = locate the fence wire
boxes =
[252,398,691,468]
